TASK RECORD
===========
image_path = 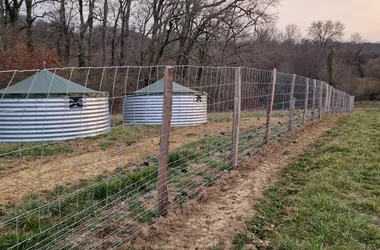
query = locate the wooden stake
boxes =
[302,79,309,124]
[318,80,323,119]
[324,83,329,114]
[288,74,296,131]
[157,66,173,217]
[231,67,242,169]
[344,93,347,112]
[311,79,316,120]
[327,86,332,114]
[265,68,276,145]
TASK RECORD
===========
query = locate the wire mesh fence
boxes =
[0,65,354,249]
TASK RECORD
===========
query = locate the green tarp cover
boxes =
[0,70,107,98]
[133,78,202,94]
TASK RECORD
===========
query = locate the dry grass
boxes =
[0,115,285,208]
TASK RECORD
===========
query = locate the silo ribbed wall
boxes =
[123,95,207,126]
[0,97,110,142]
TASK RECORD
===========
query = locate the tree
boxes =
[119,0,132,66]
[78,0,95,67]
[4,0,23,25]
[0,0,5,24]
[282,23,302,46]
[24,0,47,52]
[350,32,366,77]
[308,20,345,48]
[102,0,108,66]
[327,47,335,85]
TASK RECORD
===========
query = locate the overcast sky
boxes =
[276,0,380,42]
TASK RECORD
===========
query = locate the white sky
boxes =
[276,0,380,42]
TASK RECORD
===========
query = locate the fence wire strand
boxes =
[0,65,354,249]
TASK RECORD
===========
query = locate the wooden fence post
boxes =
[350,96,353,112]
[324,83,328,115]
[231,67,242,169]
[318,81,323,119]
[157,66,173,217]
[339,91,342,113]
[332,88,335,113]
[337,90,340,113]
[344,93,347,112]
[329,86,333,113]
[311,79,316,120]
[264,68,276,145]
[334,89,337,113]
[328,87,333,114]
[288,74,296,131]
[302,79,309,124]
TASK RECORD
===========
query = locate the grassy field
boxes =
[233,108,380,250]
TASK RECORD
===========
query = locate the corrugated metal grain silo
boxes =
[123,78,207,126]
[0,70,110,142]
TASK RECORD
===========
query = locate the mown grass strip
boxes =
[233,109,380,250]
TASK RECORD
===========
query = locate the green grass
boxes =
[208,110,287,123]
[233,109,380,250]
[90,124,158,147]
[355,101,380,109]
[110,114,123,127]
[0,141,73,158]
[0,166,158,249]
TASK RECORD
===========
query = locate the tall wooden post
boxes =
[337,90,340,113]
[302,79,309,124]
[231,67,242,169]
[324,83,329,114]
[339,91,342,113]
[334,89,337,113]
[328,87,333,113]
[157,66,173,217]
[264,68,276,145]
[332,89,335,113]
[345,93,348,112]
[288,74,296,131]
[344,93,347,112]
[311,79,316,120]
[318,81,323,119]
[333,88,336,113]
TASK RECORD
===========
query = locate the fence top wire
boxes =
[0,64,354,250]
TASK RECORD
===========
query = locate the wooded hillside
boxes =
[0,0,379,100]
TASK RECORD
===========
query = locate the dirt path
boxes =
[127,114,344,250]
[0,117,282,207]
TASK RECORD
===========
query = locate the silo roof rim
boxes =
[0,70,108,97]
[132,78,204,94]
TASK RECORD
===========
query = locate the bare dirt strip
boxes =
[125,114,346,250]
[0,117,282,207]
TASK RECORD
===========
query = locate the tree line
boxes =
[0,0,379,100]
